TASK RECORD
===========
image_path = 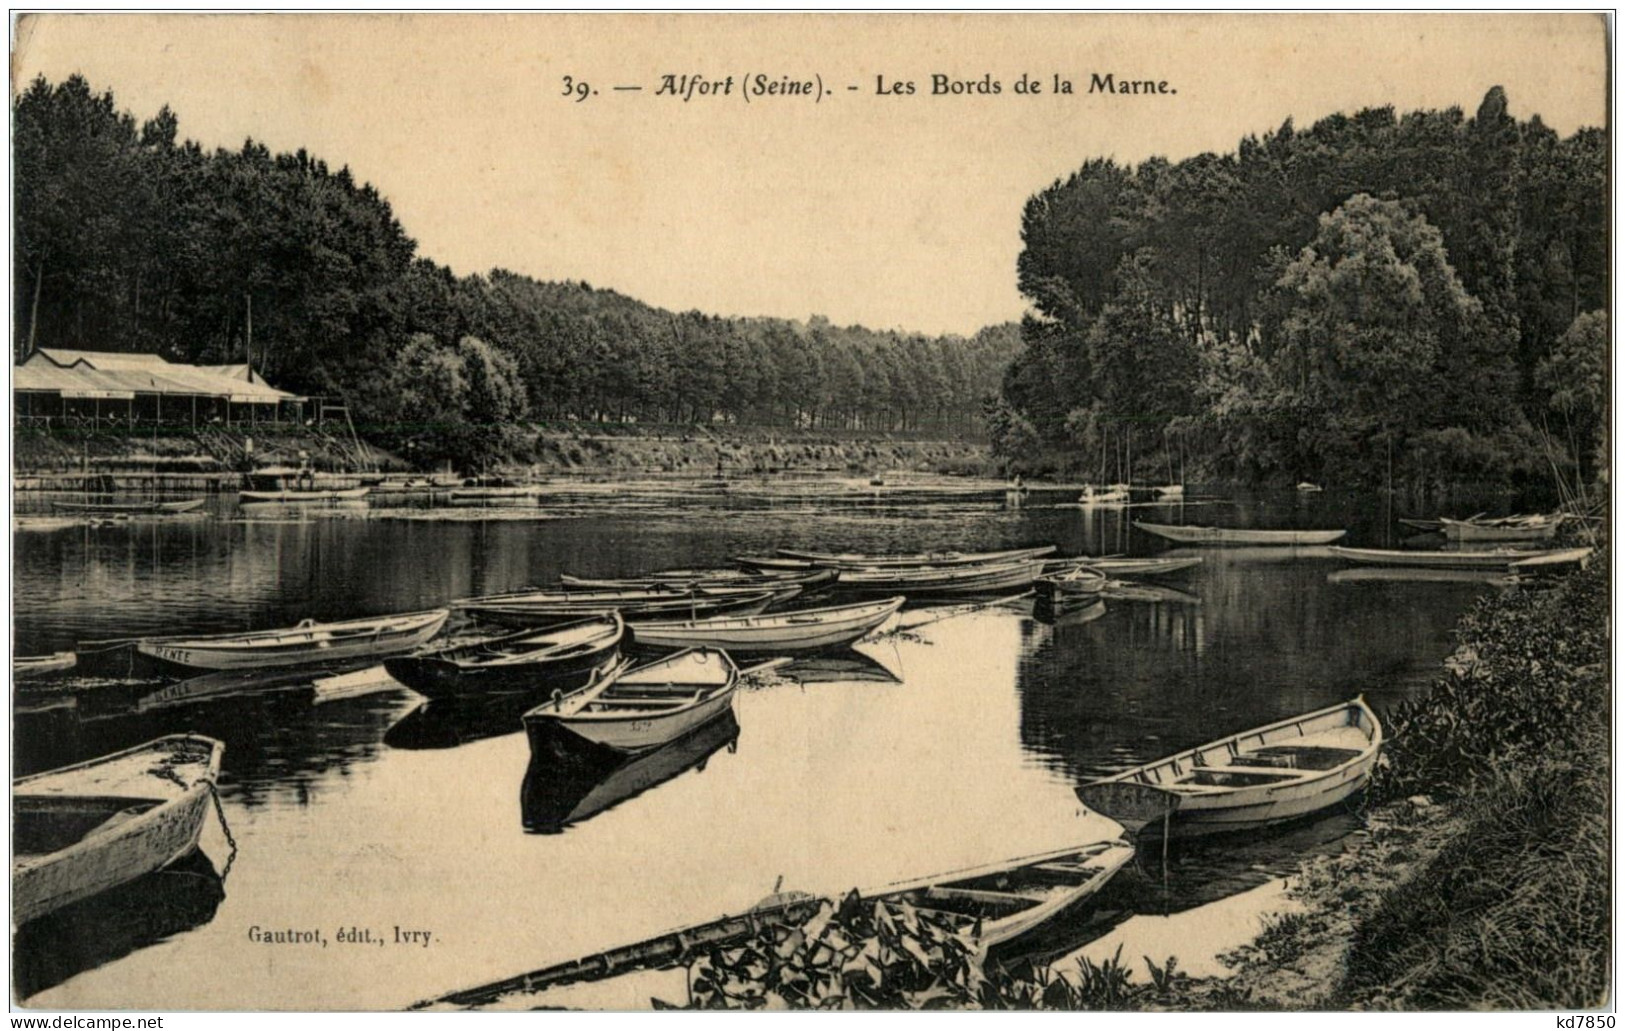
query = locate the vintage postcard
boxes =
[9,12,1611,1015]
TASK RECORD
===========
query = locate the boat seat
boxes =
[585,698,689,710]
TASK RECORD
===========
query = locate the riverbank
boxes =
[11,422,994,482]
[1146,536,1610,1011]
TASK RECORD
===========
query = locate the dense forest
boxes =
[13,76,1019,464]
[995,87,1608,490]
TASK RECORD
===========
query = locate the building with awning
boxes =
[14,349,309,427]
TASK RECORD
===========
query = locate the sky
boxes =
[11,13,1609,337]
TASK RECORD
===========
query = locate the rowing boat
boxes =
[1077,484,1130,505]
[415,838,1134,1009]
[238,486,370,503]
[136,609,450,671]
[1134,522,1346,546]
[50,498,206,515]
[14,735,225,925]
[1439,514,1561,543]
[836,558,1046,596]
[456,586,797,629]
[383,614,624,699]
[769,545,1056,569]
[628,597,904,654]
[523,648,739,754]
[1327,545,1566,570]
[560,567,838,593]
[1035,566,1107,600]
[521,710,741,834]
[15,652,77,679]
[1076,697,1381,838]
[1044,556,1204,577]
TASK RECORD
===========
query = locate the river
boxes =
[12,484,1495,1009]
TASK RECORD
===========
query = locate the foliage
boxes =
[1373,545,1609,803]
[13,75,1020,466]
[1000,89,1606,489]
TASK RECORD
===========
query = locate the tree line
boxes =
[995,87,1607,491]
[14,76,1019,465]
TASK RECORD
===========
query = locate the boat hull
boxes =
[838,560,1044,596]
[1135,521,1346,546]
[1328,546,1553,570]
[773,545,1055,569]
[460,589,789,629]
[627,598,903,653]
[137,610,449,671]
[1440,518,1559,543]
[13,736,223,926]
[385,642,621,700]
[239,487,370,502]
[526,686,736,754]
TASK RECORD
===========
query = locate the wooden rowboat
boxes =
[238,486,370,503]
[1439,515,1561,543]
[15,652,77,679]
[1036,566,1107,600]
[560,567,838,593]
[1327,545,1564,570]
[50,498,206,515]
[523,648,739,754]
[415,838,1134,1010]
[136,609,450,671]
[383,614,624,700]
[1065,556,1204,577]
[770,545,1056,569]
[627,597,904,654]
[1076,697,1381,838]
[836,558,1045,596]
[1077,484,1130,505]
[1134,522,1346,546]
[456,586,797,629]
[14,735,225,925]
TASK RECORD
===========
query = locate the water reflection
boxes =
[777,648,903,686]
[521,712,741,834]
[385,692,537,751]
[13,849,226,1001]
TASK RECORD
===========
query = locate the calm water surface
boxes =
[13,487,1492,1009]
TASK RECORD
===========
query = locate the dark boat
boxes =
[521,710,740,833]
[383,614,624,700]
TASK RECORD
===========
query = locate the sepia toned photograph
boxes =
[8,12,1612,1014]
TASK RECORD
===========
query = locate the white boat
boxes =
[15,651,77,679]
[1078,484,1130,505]
[1508,547,1594,573]
[1076,697,1381,838]
[836,558,1046,596]
[628,597,904,654]
[1296,482,1324,493]
[1327,546,1564,570]
[137,609,450,671]
[524,648,739,754]
[238,486,371,503]
[1439,514,1561,543]
[769,545,1056,569]
[14,735,225,925]
[1152,484,1185,498]
[1135,521,1346,546]
[1036,566,1107,600]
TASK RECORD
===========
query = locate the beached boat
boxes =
[238,486,370,503]
[1439,514,1561,543]
[456,586,796,629]
[416,838,1135,1010]
[560,567,838,594]
[1036,566,1107,601]
[1327,546,1564,570]
[14,735,225,925]
[15,652,77,679]
[628,597,903,654]
[383,614,624,699]
[523,648,739,754]
[136,609,450,671]
[1134,522,1346,546]
[769,545,1056,570]
[837,558,1046,596]
[50,498,206,515]
[1076,698,1381,838]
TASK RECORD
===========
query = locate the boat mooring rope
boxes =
[208,782,240,881]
